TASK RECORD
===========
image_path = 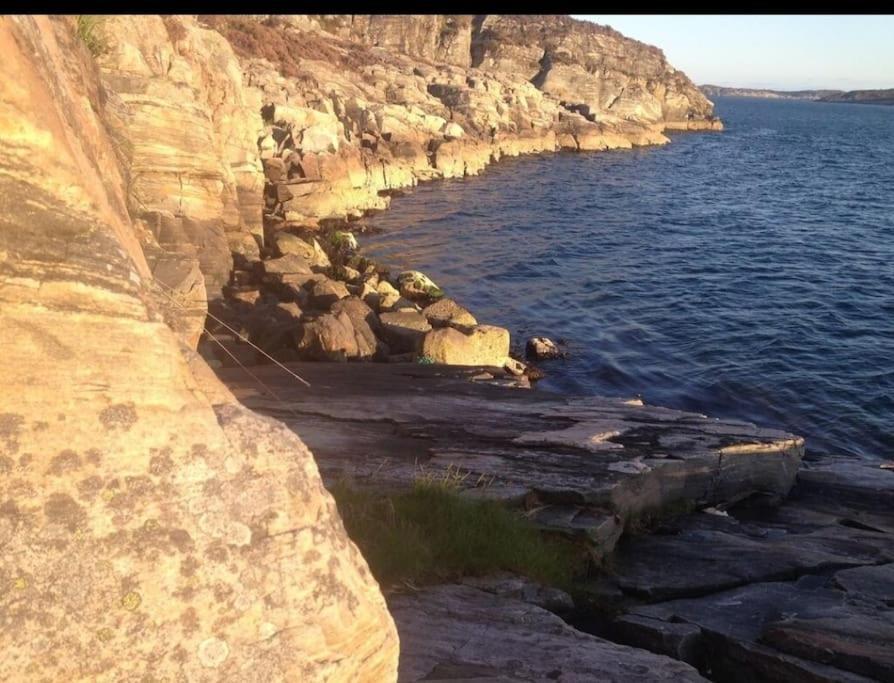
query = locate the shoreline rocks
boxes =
[526,336,567,360]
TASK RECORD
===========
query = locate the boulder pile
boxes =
[199,141,524,375]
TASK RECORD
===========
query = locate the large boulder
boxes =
[308,276,350,310]
[375,280,402,311]
[331,297,388,360]
[296,299,386,362]
[379,311,432,353]
[422,297,477,330]
[273,232,331,269]
[295,310,359,361]
[397,270,443,300]
[0,16,398,680]
[422,325,510,366]
[262,254,315,286]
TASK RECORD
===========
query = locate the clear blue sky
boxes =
[574,15,894,90]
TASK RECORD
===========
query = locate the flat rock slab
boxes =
[218,362,804,556]
[604,456,894,682]
[388,583,707,682]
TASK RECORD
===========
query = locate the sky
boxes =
[573,15,894,91]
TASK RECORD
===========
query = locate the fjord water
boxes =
[364,97,894,459]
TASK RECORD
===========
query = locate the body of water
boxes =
[364,97,894,459]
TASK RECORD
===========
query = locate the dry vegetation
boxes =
[197,16,391,77]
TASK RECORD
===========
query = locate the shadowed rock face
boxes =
[389,583,708,682]
[596,456,894,682]
[0,16,397,681]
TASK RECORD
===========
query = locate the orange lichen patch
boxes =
[120,591,142,611]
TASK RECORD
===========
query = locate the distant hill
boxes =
[699,85,843,100]
[819,89,894,105]
[700,84,894,106]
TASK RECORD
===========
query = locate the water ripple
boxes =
[365,97,894,459]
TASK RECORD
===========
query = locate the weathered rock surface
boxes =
[388,585,704,683]
[0,15,397,681]
[389,583,707,682]
[422,324,511,366]
[379,311,432,352]
[597,455,894,682]
[220,362,804,560]
[422,297,477,329]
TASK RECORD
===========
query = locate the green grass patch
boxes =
[331,479,585,590]
[76,16,108,58]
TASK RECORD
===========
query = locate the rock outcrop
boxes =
[590,455,894,682]
[0,16,397,681]
[390,583,707,681]
[88,13,720,298]
[222,361,805,561]
[1,13,731,680]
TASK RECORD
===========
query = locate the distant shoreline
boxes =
[700,84,894,106]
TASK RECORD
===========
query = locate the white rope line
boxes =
[154,278,311,387]
[202,329,307,422]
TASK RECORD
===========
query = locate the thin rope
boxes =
[154,278,311,387]
[202,330,306,422]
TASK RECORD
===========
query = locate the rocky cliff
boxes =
[0,16,397,681]
[90,14,719,302]
[1,14,720,680]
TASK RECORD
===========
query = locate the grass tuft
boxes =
[76,16,108,58]
[331,476,584,590]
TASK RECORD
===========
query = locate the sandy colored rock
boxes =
[0,16,397,681]
[422,324,510,366]
[296,311,359,361]
[379,311,432,353]
[422,297,477,329]
[262,253,315,283]
[309,276,350,310]
[274,232,331,268]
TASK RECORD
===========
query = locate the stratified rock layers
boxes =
[0,16,397,681]
[86,14,719,304]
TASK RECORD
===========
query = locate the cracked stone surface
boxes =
[220,361,804,558]
[388,583,707,682]
[595,455,894,682]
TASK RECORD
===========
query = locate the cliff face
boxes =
[71,14,720,303]
[0,16,397,681]
[470,15,715,124]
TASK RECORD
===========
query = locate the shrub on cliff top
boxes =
[197,16,390,78]
[330,479,584,590]
[76,16,108,58]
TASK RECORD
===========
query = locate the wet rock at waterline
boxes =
[526,336,567,360]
